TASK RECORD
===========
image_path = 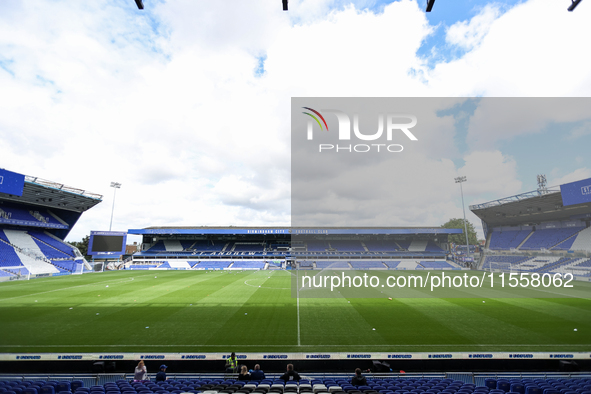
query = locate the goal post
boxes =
[0,266,30,281]
[73,260,85,275]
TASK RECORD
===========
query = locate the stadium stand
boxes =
[147,241,166,252]
[0,206,39,222]
[383,261,402,269]
[328,240,365,252]
[425,240,444,252]
[0,230,25,267]
[28,231,76,257]
[395,240,411,250]
[1,229,59,275]
[488,230,531,250]
[519,227,584,250]
[52,260,76,272]
[569,226,591,252]
[193,261,232,269]
[230,261,266,269]
[385,260,418,270]
[129,264,160,269]
[232,243,266,252]
[349,260,386,269]
[363,239,400,251]
[418,260,455,269]
[315,261,350,269]
[306,240,329,252]
[187,240,226,252]
[6,375,591,392]
[163,240,184,252]
[408,239,428,251]
[0,269,15,277]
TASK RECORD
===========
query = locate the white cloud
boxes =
[0,0,590,244]
[428,0,591,97]
[548,168,591,188]
[446,4,501,51]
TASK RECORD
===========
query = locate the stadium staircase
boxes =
[550,228,585,250]
[408,240,428,252]
[28,232,75,258]
[163,240,184,252]
[29,210,48,223]
[47,209,69,225]
[551,257,591,273]
[515,230,534,250]
[484,232,492,250]
[567,226,591,252]
[1,230,58,275]
[534,257,575,273]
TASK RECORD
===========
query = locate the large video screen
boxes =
[0,169,25,197]
[560,177,591,206]
[88,231,127,255]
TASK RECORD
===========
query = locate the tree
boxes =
[441,218,478,245]
[69,235,90,257]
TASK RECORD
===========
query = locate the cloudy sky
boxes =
[0,0,589,243]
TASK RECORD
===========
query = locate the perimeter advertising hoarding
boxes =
[0,169,25,197]
[560,177,591,206]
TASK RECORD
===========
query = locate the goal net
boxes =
[0,266,30,281]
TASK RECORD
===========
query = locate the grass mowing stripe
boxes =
[0,270,590,353]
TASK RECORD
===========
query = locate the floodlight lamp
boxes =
[568,0,582,11]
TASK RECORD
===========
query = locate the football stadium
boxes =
[1,167,590,381]
[1,0,591,391]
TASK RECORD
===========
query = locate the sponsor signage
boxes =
[560,177,591,206]
[2,352,590,361]
[0,169,25,196]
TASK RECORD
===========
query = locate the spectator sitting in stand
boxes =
[280,363,301,382]
[155,365,168,382]
[134,360,147,381]
[249,364,265,381]
[238,365,251,381]
[351,368,367,386]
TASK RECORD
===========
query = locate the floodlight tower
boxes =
[109,182,122,232]
[537,174,548,195]
[454,176,471,266]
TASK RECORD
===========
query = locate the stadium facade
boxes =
[471,177,591,278]
[0,169,102,279]
[127,226,464,271]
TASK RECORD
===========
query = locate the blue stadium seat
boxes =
[40,387,55,394]
[526,388,542,394]
[511,385,524,394]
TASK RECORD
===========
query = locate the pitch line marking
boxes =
[0,343,588,348]
[297,274,301,347]
[243,279,289,290]
[0,277,137,302]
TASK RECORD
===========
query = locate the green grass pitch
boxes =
[0,270,589,354]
